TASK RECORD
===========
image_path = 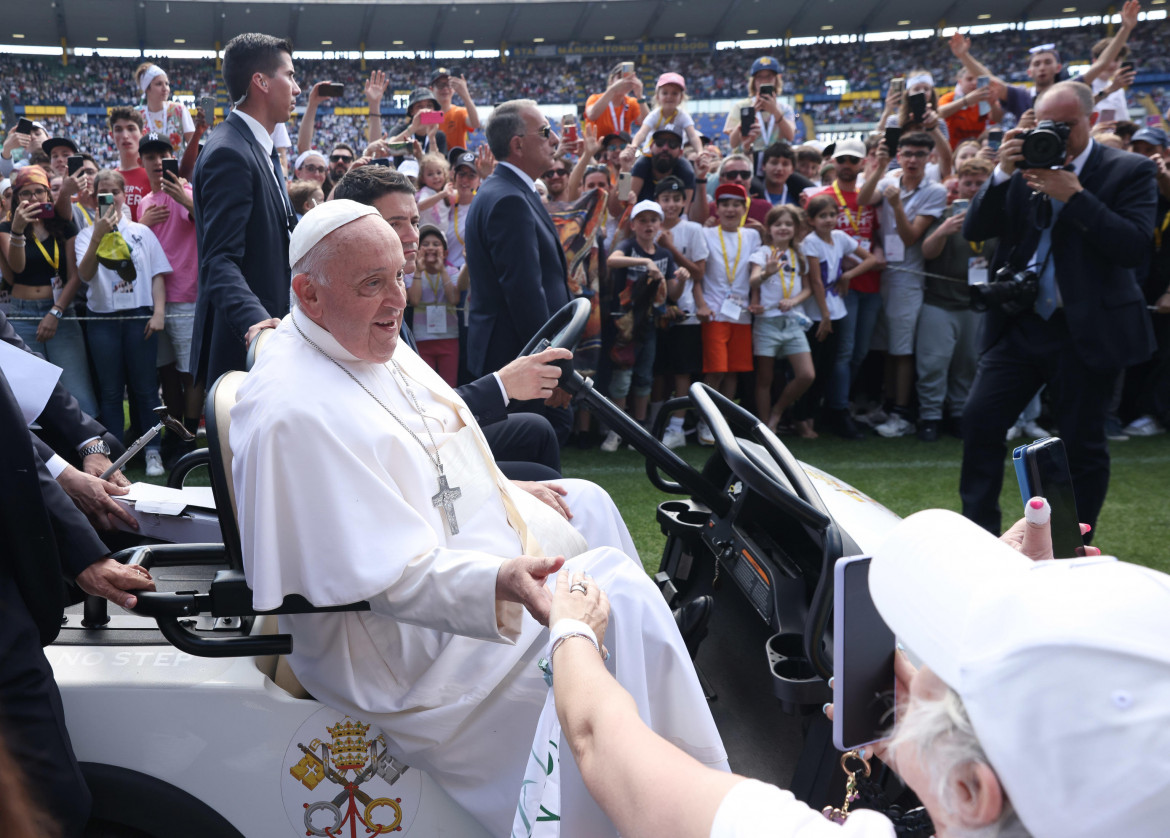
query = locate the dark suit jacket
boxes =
[400,322,507,427]
[0,367,108,646]
[191,111,295,386]
[464,164,570,378]
[0,311,120,467]
[964,142,1157,370]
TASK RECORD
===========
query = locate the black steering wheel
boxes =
[518,298,592,395]
[687,382,843,681]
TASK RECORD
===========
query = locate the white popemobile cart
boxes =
[51,301,903,837]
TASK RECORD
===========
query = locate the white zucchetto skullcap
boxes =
[288,199,380,268]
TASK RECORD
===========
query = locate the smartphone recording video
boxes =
[833,556,897,752]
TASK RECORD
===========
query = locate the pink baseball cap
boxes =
[656,72,686,91]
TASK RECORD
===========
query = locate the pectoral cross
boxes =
[432,472,462,536]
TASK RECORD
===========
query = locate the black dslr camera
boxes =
[970,266,1039,316]
[1017,120,1071,169]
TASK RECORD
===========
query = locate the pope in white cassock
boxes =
[230,200,727,836]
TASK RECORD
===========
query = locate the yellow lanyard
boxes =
[424,271,448,306]
[33,235,60,272]
[453,203,465,246]
[968,240,984,255]
[77,204,92,225]
[1156,210,1170,250]
[774,246,797,299]
[832,181,859,234]
[719,228,743,286]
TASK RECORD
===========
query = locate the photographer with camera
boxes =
[960,81,1157,538]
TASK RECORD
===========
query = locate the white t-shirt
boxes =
[447,200,470,268]
[701,226,761,325]
[801,231,859,321]
[710,779,896,838]
[875,175,947,286]
[639,107,697,152]
[1091,77,1130,122]
[749,244,804,318]
[664,219,709,325]
[409,266,460,341]
[418,186,451,231]
[74,220,172,313]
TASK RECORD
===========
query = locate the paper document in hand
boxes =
[123,482,217,516]
[0,339,63,425]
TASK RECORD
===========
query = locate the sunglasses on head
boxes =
[653,136,682,150]
[723,170,753,180]
[585,165,609,176]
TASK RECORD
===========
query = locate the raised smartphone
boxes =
[833,555,896,753]
[617,171,633,201]
[908,91,927,122]
[67,154,85,176]
[317,82,345,98]
[987,128,1003,152]
[1013,437,1085,559]
[976,75,990,117]
[161,158,180,182]
[419,111,443,126]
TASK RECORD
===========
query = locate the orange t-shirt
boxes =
[938,90,986,150]
[585,94,641,138]
[442,106,471,149]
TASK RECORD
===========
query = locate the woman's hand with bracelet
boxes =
[10,200,39,237]
[549,569,610,653]
[36,309,60,342]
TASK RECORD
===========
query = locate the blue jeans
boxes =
[84,308,161,451]
[8,297,98,417]
[828,290,883,410]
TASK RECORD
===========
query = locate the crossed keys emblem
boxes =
[289,717,410,836]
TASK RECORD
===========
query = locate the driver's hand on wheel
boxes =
[497,347,572,402]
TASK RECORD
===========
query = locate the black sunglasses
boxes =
[723,170,753,180]
[531,124,553,139]
[543,168,569,178]
[835,155,862,164]
[653,136,682,150]
[329,154,353,163]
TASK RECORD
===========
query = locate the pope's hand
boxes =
[496,555,566,625]
[496,347,572,402]
[513,480,572,520]
[75,557,155,610]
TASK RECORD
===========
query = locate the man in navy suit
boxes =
[191,33,300,387]
[961,81,1157,535]
[466,100,573,442]
[0,312,154,835]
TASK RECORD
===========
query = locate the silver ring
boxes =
[570,583,587,595]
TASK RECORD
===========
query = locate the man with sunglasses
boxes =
[691,154,770,229]
[630,125,695,206]
[327,143,355,183]
[466,100,574,443]
[541,163,571,202]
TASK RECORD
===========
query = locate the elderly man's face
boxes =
[371,191,420,275]
[513,106,558,178]
[298,216,407,364]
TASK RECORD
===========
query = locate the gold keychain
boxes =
[822,750,871,824]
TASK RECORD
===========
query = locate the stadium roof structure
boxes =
[7,0,1133,54]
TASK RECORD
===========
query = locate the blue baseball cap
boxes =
[1132,126,1168,148]
[750,56,781,77]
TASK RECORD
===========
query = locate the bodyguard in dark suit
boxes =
[466,100,573,441]
[961,81,1156,535]
[191,33,300,387]
[0,324,154,835]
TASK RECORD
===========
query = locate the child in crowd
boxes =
[133,62,194,155]
[406,224,461,386]
[74,169,171,476]
[632,73,705,155]
[416,152,455,230]
[649,176,709,449]
[749,205,815,433]
[447,151,479,270]
[136,133,202,461]
[287,180,324,221]
[796,194,880,438]
[698,182,761,444]
[602,199,675,452]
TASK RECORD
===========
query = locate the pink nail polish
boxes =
[1029,499,1044,510]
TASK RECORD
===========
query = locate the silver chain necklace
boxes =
[292,311,462,535]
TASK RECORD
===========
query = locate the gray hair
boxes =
[1036,80,1094,119]
[486,99,538,161]
[290,219,347,305]
[719,153,754,177]
[890,686,1029,838]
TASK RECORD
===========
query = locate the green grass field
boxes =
[129,431,1169,575]
[556,433,1170,575]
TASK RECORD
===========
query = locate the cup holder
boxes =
[656,500,711,534]
[767,632,830,712]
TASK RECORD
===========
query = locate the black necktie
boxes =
[269,148,296,229]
